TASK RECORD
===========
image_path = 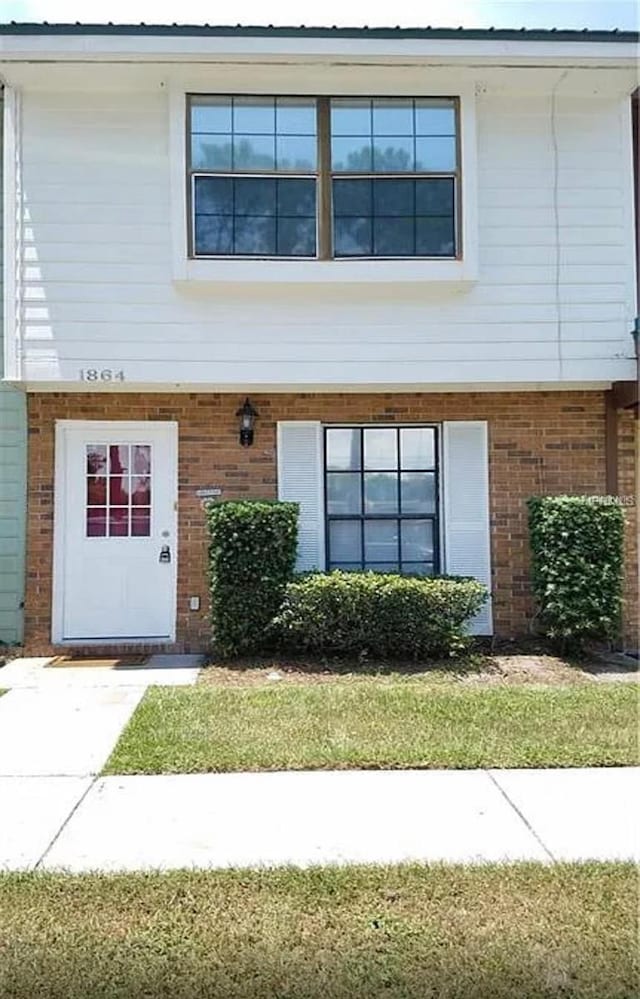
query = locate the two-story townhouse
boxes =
[0,23,637,655]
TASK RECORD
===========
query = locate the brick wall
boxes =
[24,390,638,654]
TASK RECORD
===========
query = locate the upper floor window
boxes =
[188,96,459,260]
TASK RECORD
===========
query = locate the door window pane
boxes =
[132,446,151,474]
[86,442,152,540]
[109,477,129,505]
[327,473,361,515]
[364,472,398,514]
[131,508,151,537]
[131,477,151,506]
[108,445,129,475]
[87,475,106,506]
[109,508,129,537]
[364,520,398,563]
[87,508,106,537]
[329,520,361,563]
[86,445,107,475]
[364,428,397,469]
[326,428,361,470]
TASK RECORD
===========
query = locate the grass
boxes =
[104,681,637,774]
[0,863,636,999]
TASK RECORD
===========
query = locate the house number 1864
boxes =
[79,369,126,382]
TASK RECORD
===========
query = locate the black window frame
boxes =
[323,424,441,575]
[186,94,461,261]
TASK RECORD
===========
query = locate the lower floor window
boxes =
[324,425,439,574]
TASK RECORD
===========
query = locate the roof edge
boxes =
[0,23,638,43]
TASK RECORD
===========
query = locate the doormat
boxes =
[47,655,149,669]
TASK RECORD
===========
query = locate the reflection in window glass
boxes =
[189,95,458,260]
[85,444,152,539]
[191,96,318,258]
[325,426,438,574]
[332,177,456,258]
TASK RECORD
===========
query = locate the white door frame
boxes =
[52,419,179,645]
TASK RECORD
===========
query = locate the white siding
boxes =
[7,79,638,389]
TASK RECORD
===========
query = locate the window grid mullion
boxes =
[317,97,332,260]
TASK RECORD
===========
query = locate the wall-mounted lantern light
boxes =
[236,397,258,447]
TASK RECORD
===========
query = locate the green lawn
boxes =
[0,864,636,999]
[104,681,637,774]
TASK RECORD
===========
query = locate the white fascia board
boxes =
[20,381,615,394]
[0,34,637,65]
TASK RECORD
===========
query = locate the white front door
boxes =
[54,421,178,643]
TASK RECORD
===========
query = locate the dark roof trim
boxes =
[0,23,638,42]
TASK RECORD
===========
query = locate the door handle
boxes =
[159,545,171,564]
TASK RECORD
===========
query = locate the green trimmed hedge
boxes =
[206,500,298,656]
[527,495,625,646]
[273,571,487,659]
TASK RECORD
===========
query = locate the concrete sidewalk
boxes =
[1,766,637,872]
[0,656,637,874]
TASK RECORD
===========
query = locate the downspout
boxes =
[604,89,640,495]
[632,88,640,368]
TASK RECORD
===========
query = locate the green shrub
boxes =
[206,500,299,656]
[273,571,487,659]
[527,495,625,646]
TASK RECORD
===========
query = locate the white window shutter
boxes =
[277,421,325,572]
[442,421,493,635]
